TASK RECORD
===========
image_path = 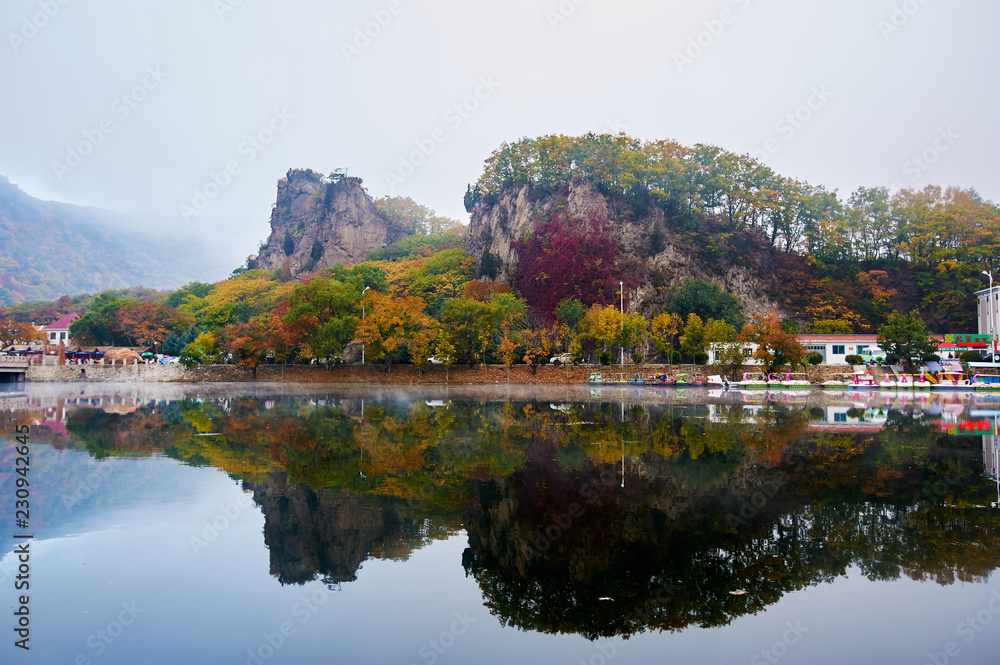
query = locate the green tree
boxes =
[667,279,745,329]
[876,311,936,370]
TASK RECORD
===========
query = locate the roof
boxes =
[794,335,878,342]
[44,312,81,330]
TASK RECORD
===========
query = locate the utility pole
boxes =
[620,281,624,366]
[984,271,995,360]
[361,286,370,364]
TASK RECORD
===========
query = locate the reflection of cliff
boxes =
[245,473,451,586]
[462,438,1000,640]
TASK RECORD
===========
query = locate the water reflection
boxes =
[3,386,999,644]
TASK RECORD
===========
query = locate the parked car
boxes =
[427,356,450,365]
[549,353,574,365]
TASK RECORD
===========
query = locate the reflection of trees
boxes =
[37,394,1000,634]
[245,473,453,585]
[462,423,1000,639]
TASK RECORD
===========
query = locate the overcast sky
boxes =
[2,0,997,256]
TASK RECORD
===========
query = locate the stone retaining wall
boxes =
[26,363,861,384]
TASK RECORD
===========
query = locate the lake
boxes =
[2,383,999,665]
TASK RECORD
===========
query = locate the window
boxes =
[49,332,56,341]
[743,348,753,357]
[60,332,66,340]
[832,345,845,355]
[834,413,847,422]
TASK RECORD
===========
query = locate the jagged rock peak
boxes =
[249,169,408,276]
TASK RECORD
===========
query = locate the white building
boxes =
[708,334,881,365]
[975,285,1000,353]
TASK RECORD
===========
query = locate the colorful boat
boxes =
[739,372,769,390]
[777,372,812,390]
[587,373,605,384]
[848,372,877,389]
[972,374,1000,391]
[821,374,851,389]
[932,371,974,390]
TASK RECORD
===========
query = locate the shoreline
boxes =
[20,363,857,384]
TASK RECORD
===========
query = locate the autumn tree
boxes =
[704,319,743,378]
[0,318,45,347]
[577,304,626,363]
[353,293,437,372]
[512,209,618,319]
[739,310,806,375]
[679,314,705,361]
[650,312,683,363]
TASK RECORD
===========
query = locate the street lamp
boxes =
[983,271,995,360]
[361,286,370,364]
[620,281,624,366]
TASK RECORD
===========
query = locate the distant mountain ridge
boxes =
[0,176,237,304]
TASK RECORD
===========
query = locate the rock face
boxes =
[465,179,784,318]
[245,474,407,585]
[249,170,406,276]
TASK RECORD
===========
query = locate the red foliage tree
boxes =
[512,209,618,319]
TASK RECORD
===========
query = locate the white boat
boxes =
[777,372,812,390]
[739,372,768,390]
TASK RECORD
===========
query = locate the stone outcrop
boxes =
[249,170,407,276]
[465,179,784,318]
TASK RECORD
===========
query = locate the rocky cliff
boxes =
[465,178,785,318]
[249,170,407,276]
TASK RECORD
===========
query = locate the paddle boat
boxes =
[776,372,812,390]
[912,373,933,390]
[739,372,769,390]
[848,371,877,389]
[972,374,1000,391]
[587,373,605,384]
[821,374,851,390]
[931,370,974,390]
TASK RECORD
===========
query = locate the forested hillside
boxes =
[3,133,997,371]
[465,134,999,331]
[0,176,232,305]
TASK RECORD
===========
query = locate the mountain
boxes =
[248,169,409,277]
[466,177,784,319]
[0,176,242,305]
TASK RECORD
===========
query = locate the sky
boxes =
[1,0,998,259]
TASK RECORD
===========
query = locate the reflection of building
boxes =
[984,435,999,481]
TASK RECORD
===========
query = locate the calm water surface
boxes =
[2,383,999,665]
